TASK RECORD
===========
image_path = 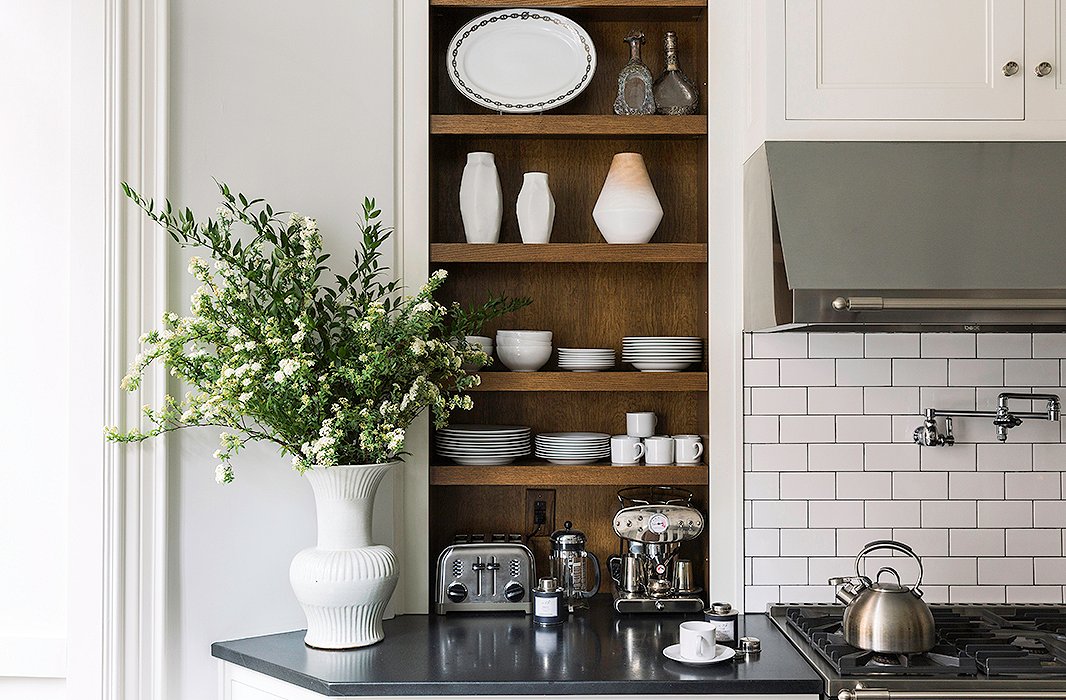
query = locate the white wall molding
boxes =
[0,638,67,679]
[70,0,169,697]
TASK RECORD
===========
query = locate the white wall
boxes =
[0,1,71,697]
[167,2,396,698]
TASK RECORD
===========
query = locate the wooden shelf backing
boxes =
[431,115,707,136]
[431,243,706,263]
[471,371,707,392]
[430,463,708,486]
[431,0,705,7]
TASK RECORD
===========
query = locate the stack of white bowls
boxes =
[622,336,703,372]
[435,425,531,465]
[557,348,616,372]
[496,330,552,372]
[534,432,611,465]
[462,335,494,371]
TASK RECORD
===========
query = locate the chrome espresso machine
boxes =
[606,487,705,613]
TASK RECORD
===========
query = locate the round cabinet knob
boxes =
[446,581,468,603]
[503,581,525,603]
[1037,61,1054,77]
[1003,61,1020,77]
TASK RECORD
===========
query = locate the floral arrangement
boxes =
[106,182,529,483]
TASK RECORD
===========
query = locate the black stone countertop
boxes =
[212,596,822,696]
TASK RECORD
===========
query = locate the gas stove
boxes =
[770,603,1066,699]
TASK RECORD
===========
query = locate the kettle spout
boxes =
[828,577,860,605]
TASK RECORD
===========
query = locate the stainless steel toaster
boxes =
[435,542,536,614]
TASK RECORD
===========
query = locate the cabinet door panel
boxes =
[785,0,1025,120]
[1026,0,1066,119]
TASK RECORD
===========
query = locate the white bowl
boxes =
[496,340,552,349]
[497,343,552,372]
[497,330,553,341]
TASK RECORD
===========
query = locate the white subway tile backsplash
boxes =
[780,359,835,387]
[979,558,1034,585]
[742,331,1066,612]
[751,444,808,472]
[892,472,948,500]
[921,333,976,358]
[779,472,836,500]
[864,387,920,415]
[838,359,892,386]
[866,443,921,471]
[977,334,1031,359]
[779,416,836,444]
[894,359,947,386]
[751,387,807,415]
[865,333,920,358]
[836,416,893,443]
[808,387,864,415]
[921,500,977,528]
[837,472,892,500]
[1006,529,1062,556]
[808,333,864,358]
[809,443,864,471]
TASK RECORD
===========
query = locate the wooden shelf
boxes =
[431,0,706,7]
[431,115,707,136]
[430,463,708,486]
[471,371,707,392]
[431,243,707,263]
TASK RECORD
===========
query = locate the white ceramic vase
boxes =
[290,462,399,649]
[592,152,663,244]
[459,152,503,244]
[516,172,555,244]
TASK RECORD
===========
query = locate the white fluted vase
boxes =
[516,172,555,244]
[592,152,663,244]
[290,462,399,649]
[459,151,503,244]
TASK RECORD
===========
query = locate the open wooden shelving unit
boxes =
[427,0,710,595]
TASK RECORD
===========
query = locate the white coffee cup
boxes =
[626,411,657,438]
[611,435,645,465]
[644,436,674,466]
[679,620,718,660]
[673,435,704,465]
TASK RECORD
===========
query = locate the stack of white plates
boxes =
[557,348,616,372]
[436,425,531,465]
[622,336,703,372]
[534,432,611,465]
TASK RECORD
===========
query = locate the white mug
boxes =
[626,411,657,438]
[644,436,675,466]
[679,620,718,660]
[673,435,704,465]
[611,435,645,465]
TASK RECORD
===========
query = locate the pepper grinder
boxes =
[613,31,656,115]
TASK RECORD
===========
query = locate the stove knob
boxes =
[446,581,468,603]
[503,581,525,603]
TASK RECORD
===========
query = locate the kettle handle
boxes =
[582,551,601,598]
[855,540,924,593]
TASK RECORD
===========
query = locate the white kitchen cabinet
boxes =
[785,0,1026,120]
[1025,0,1066,118]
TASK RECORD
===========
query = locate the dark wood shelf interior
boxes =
[430,463,708,486]
[431,114,707,136]
[430,242,707,263]
[432,0,706,8]
[470,371,708,392]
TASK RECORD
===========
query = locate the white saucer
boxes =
[662,644,736,666]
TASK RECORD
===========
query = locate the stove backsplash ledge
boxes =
[743,332,1066,611]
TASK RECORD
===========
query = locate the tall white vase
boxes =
[516,172,555,244]
[290,462,399,649]
[459,152,503,244]
[592,152,663,244]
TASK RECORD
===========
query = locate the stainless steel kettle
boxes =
[829,540,935,654]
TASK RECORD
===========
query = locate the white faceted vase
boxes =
[459,151,503,244]
[592,152,663,244]
[290,462,399,649]
[516,172,556,244]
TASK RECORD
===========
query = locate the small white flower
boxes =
[214,463,234,484]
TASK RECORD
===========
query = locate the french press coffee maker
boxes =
[549,521,601,611]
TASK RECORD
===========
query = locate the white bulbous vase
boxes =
[516,172,555,244]
[459,151,503,244]
[592,152,663,244]
[290,462,399,649]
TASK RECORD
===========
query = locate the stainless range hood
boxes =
[744,142,1066,332]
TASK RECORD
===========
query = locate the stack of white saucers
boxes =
[435,425,531,465]
[534,432,611,465]
[622,336,703,372]
[557,348,616,372]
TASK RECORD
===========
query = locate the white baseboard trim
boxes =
[0,637,67,679]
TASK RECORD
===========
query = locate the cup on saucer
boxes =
[679,621,718,661]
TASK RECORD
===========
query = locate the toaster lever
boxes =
[472,556,486,597]
[487,556,500,595]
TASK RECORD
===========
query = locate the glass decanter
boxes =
[653,31,699,115]
[613,31,656,116]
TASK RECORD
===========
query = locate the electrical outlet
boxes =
[524,488,555,537]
